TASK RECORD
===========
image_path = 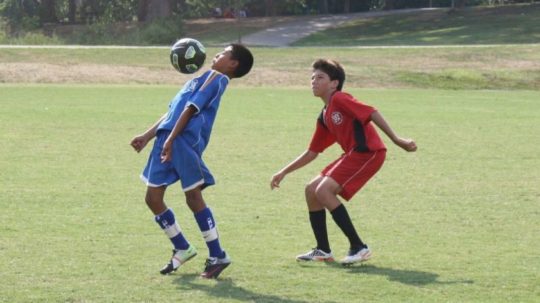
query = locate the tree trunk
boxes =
[138,0,149,21]
[451,0,467,9]
[318,0,329,14]
[40,0,57,23]
[68,0,76,23]
[265,0,275,17]
[384,0,395,10]
[344,0,350,13]
[170,0,187,14]
[146,0,171,21]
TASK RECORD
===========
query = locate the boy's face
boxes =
[311,69,338,97]
[211,46,238,76]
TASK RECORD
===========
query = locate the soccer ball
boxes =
[170,38,206,74]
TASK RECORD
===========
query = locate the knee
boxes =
[144,191,154,206]
[305,182,318,199]
[144,187,168,215]
[314,183,331,201]
[185,191,206,213]
[185,191,200,204]
[145,191,163,210]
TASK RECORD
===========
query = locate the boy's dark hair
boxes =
[312,59,345,91]
[229,43,254,78]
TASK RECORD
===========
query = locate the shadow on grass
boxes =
[297,262,473,286]
[173,274,339,303]
[334,263,473,286]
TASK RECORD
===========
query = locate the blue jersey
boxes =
[158,70,229,152]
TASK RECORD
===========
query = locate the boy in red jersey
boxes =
[270,59,417,265]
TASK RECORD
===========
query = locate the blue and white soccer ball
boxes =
[170,38,206,74]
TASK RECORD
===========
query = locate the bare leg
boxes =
[315,177,343,211]
[304,175,333,253]
[305,175,326,211]
[184,187,207,213]
[316,177,365,250]
[145,186,167,215]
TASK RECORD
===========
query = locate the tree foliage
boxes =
[0,0,537,31]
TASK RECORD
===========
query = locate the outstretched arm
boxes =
[270,150,318,190]
[371,111,417,152]
[160,105,198,162]
[130,113,167,153]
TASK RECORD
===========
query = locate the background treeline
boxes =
[0,0,537,44]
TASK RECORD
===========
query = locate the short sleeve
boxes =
[333,92,376,124]
[187,71,228,113]
[308,114,336,153]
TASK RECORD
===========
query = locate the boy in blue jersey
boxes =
[130,44,253,279]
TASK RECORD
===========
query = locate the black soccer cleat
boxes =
[200,251,231,279]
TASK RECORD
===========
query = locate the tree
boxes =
[265,0,275,16]
[170,0,187,14]
[456,0,467,8]
[384,0,395,10]
[138,0,171,22]
[318,0,329,14]
[344,0,350,13]
[40,0,57,23]
[68,0,77,23]
[451,0,467,9]
[138,0,149,21]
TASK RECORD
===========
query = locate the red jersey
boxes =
[309,91,386,153]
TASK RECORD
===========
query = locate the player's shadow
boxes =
[339,264,474,286]
[173,274,339,303]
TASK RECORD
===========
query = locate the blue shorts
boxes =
[140,130,215,191]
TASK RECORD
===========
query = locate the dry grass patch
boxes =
[1,45,538,89]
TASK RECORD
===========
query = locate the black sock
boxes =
[330,204,366,249]
[309,210,331,253]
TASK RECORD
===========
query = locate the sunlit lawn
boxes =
[0,85,538,302]
[294,4,540,46]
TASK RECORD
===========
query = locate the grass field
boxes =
[294,4,540,46]
[1,84,538,302]
[1,5,539,300]
[5,3,538,47]
[1,44,539,90]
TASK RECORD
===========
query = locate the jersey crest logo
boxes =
[331,112,343,125]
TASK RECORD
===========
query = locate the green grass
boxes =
[0,46,171,69]
[1,85,539,302]
[5,3,540,47]
[1,45,540,90]
[294,4,540,46]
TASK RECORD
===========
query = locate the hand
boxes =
[270,172,286,190]
[394,137,417,152]
[160,139,173,162]
[130,135,149,153]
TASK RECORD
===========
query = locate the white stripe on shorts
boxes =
[183,179,205,192]
[140,174,168,187]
